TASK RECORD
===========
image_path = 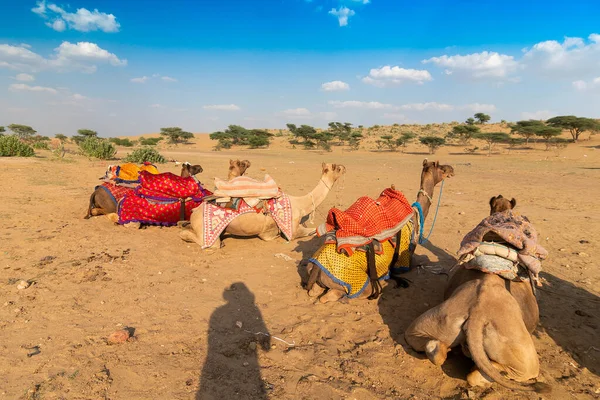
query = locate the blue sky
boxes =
[1,0,600,136]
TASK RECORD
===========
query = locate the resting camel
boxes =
[84,162,203,219]
[489,194,516,214]
[228,159,251,180]
[304,159,454,303]
[404,198,549,393]
[179,162,346,248]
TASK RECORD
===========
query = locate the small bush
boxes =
[0,135,35,157]
[109,137,135,147]
[124,147,167,163]
[79,137,117,160]
[32,141,49,150]
[139,137,163,146]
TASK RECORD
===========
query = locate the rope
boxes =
[411,180,445,245]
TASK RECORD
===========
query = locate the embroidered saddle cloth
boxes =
[316,188,414,256]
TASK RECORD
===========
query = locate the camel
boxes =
[404,266,548,392]
[305,159,455,303]
[228,159,251,180]
[84,162,203,219]
[489,194,516,214]
[179,162,346,248]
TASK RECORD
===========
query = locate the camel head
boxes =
[489,194,516,215]
[421,159,454,186]
[180,162,203,177]
[229,159,251,179]
[321,162,346,183]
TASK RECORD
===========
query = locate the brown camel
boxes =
[228,159,251,180]
[84,162,203,219]
[404,266,548,392]
[305,159,455,303]
[489,194,516,214]
[179,163,346,248]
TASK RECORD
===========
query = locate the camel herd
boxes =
[84,158,551,394]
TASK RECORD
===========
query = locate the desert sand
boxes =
[0,132,599,399]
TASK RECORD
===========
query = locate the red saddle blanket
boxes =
[317,188,414,256]
[117,171,212,226]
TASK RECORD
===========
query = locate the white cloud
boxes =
[14,73,35,81]
[520,110,554,120]
[572,77,600,91]
[459,103,497,112]
[328,100,395,109]
[72,93,87,100]
[131,76,149,83]
[203,104,241,111]
[398,102,453,111]
[9,83,58,94]
[321,80,350,91]
[47,19,66,32]
[362,65,433,86]
[318,111,338,120]
[0,42,126,73]
[32,1,120,33]
[149,104,163,108]
[572,80,587,91]
[423,51,519,79]
[329,7,355,27]
[282,108,312,116]
[161,76,177,82]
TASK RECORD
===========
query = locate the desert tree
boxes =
[474,113,491,124]
[419,136,446,154]
[328,122,353,145]
[0,126,5,135]
[546,116,600,142]
[474,132,511,156]
[510,120,545,145]
[55,134,68,142]
[465,117,476,125]
[533,126,562,150]
[286,123,317,148]
[8,124,37,140]
[399,131,415,152]
[160,127,194,145]
[447,124,480,144]
[72,128,98,144]
[348,131,363,150]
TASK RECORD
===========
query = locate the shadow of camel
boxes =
[537,271,600,376]
[197,282,271,399]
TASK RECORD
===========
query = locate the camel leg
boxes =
[179,228,203,246]
[425,340,451,366]
[294,225,316,239]
[91,208,107,216]
[319,289,345,303]
[84,192,96,219]
[258,229,280,241]
[106,213,119,224]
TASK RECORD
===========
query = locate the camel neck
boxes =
[415,175,435,220]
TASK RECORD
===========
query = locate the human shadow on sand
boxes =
[537,271,600,376]
[197,282,271,400]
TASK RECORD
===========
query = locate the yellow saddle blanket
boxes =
[309,222,413,298]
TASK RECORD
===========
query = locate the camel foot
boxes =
[295,226,316,239]
[319,289,345,303]
[467,368,493,388]
[308,285,325,298]
[177,221,190,228]
[106,213,119,224]
[425,340,449,366]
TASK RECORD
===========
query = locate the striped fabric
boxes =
[213,175,279,199]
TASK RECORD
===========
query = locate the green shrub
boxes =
[79,137,117,160]
[33,141,49,150]
[0,135,35,157]
[109,137,135,147]
[139,137,163,146]
[124,147,167,163]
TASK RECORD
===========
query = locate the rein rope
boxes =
[411,180,445,245]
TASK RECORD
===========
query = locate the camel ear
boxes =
[489,196,497,208]
[422,159,428,167]
[229,159,235,166]
[322,162,327,171]
[189,164,203,175]
[244,160,251,168]
[332,163,337,171]
[434,161,439,167]
[510,198,517,209]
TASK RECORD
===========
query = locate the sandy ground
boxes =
[0,135,599,400]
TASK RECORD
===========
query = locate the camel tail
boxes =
[465,315,550,393]
[84,191,95,219]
